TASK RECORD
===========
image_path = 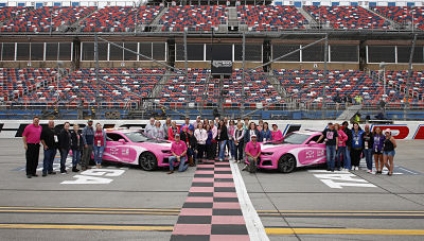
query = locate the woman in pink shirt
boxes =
[335,123,348,171]
[270,124,284,143]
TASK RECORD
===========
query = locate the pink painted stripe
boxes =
[197,163,215,167]
[214,174,233,178]
[210,235,250,241]
[185,196,214,203]
[211,215,246,225]
[214,167,232,171]
[213,192,238,198]
[191,178,215,183]
[195,170,215,175]
[215,162,230,166]
[173,224,211,235]
[189,186,214,193]
[179,208,213,216]
[214,182,235,187]
[213,202,241,209]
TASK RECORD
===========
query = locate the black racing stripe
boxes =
[211,224,248,235]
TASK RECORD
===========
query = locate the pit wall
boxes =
[1,120,423,140]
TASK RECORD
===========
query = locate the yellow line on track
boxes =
[0,224,173,232]
[266,228,424,236]
[0,224,423,236]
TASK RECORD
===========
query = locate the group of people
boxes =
[142,116,285,174]
[22,117,107,178]
[318,121,397,175]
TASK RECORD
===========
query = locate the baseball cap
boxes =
[87,119,93,122]
[196,116,201,119]
[175,134,180,138]
[384,128,391,134]
[251,134,257,138]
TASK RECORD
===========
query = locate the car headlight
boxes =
[261,152,273,156]
[161,150,172,154]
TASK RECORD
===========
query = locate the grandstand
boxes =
[0,0,424,120]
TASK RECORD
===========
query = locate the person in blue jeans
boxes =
[93,123,107,169]
[71,124,84,172]
[168,134,188,174]
[317,123,339,172]
[216,119,229,162]
[342,121,352,170]
[362,124,374,173]
[40,120,58,176]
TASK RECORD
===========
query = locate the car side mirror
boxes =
[309,141,317,145]
[118,139,126,144]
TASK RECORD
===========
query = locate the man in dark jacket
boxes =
[40,120,58,177]
[58,122,71,174]
[81,119,94,170]
[70,124,84,172]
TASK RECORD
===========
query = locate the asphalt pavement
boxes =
[0,139,423,241]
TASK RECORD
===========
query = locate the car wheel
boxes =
[278,154,296,173]
[139,152,158,171]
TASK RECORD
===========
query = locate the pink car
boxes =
[103,130,173,171]
[258,131,326,173]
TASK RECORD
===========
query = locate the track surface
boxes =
[0,139,423,241]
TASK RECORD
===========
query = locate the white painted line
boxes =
[398,167,418,175]
[230,161,269,241]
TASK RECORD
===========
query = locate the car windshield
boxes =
[283,133,310,144]
[124,132,151,142]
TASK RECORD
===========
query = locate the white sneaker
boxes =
[242,165,248,171]
[367,169,372,173]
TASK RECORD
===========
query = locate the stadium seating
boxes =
[1,67,423,108]
[79,6,161,32]
[304,6,390,30]
[0,6,30,22]
[1,6,96,32]
[237,5,306,31]
[373,6,424,30]
[159,5,227,32]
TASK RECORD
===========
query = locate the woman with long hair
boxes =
[216,119,229,162]
[351,122,364,171]
[260,122,271,142]
[335,123,348,171]
[383,129,397,176]
[227,120,236,161]
[233,122,245,163]
[168,121,180,141]
[373,127,385,174]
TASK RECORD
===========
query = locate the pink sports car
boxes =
[103,130,173,171]
[258,131,326,173]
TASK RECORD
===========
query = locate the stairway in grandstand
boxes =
[149,7,168,32]
[365,7,401,30]
[227,6,245,32]
[336,105,362,121]
[297,7,318,29]
[149,70,170,98]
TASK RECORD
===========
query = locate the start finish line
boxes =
[308,170,377,189]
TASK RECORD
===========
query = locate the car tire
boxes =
[278,154,296,173]
[139,152,158,171]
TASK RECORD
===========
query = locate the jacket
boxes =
[59,129,71,150]
[71,130,84,151]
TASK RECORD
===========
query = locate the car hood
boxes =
[261,143,299,152]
